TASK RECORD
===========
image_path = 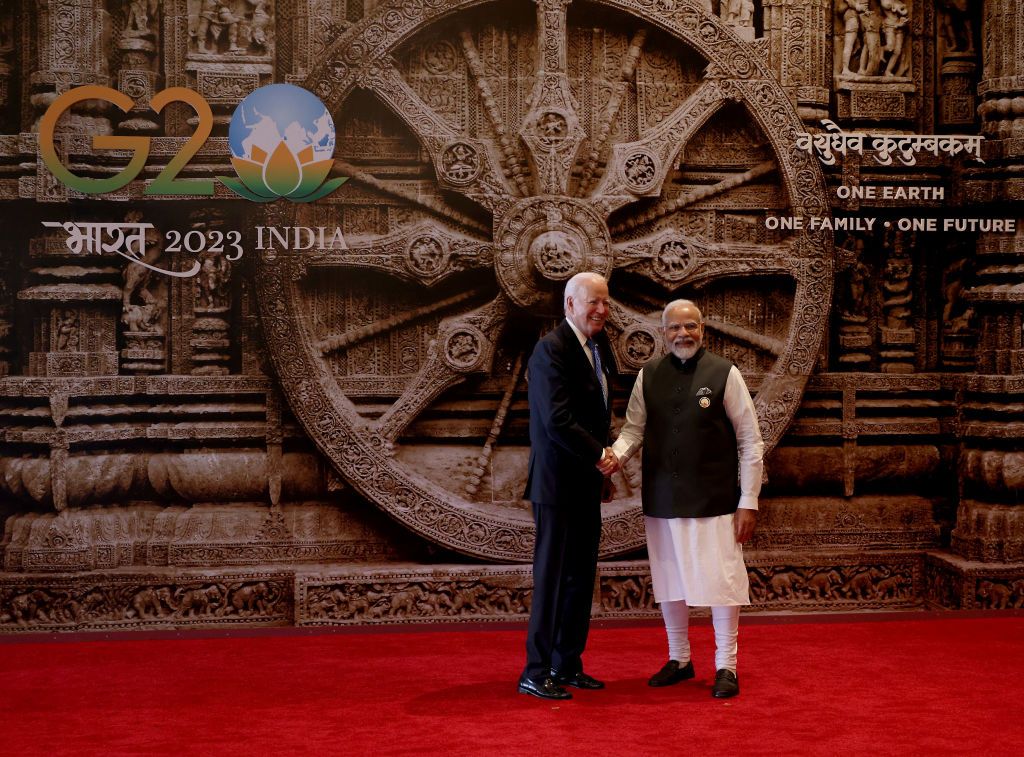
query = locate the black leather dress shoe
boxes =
[551,670,605,690]
[648,659,695,687]
[711,669,739,698]
[518,677,572,700]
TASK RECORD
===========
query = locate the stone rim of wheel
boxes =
[254,0,833,563]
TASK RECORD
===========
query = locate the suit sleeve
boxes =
[528,337,605,464]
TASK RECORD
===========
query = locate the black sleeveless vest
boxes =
[640,348,738,518]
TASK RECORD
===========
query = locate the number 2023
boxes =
[40,85,215,196]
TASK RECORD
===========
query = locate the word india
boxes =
[254,226,346,249]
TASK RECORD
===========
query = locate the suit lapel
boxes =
[556,319,606,410]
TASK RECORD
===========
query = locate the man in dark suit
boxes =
[519,271,617,700]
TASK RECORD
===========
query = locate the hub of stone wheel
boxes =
[493,196,614,311]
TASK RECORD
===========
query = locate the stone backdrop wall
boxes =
[1,0,1022,632]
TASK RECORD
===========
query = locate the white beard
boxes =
[669,341,700,360]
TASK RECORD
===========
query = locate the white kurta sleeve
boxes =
[611,368,647,462]
[723,365,764,510]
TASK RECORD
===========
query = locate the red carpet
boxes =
[1,614,1022,756]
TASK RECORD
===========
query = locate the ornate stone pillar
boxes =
[19,229,120,377]
[763,0,832,122]
[168,209,235,375]
[116,0,163,134]
[936,0,979,129]
[933,2,1024,607]
[120,213,169,375]
[28,1,114,202]
[978,0,1024,143]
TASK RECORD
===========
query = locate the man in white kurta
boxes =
[599,299,763,698]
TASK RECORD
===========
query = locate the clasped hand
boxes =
[596,447,619,475]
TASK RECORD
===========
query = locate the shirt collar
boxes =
[565,317,590,348]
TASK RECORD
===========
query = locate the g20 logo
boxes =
[40,83,347,203]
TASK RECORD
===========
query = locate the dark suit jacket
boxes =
[524,319,613,506]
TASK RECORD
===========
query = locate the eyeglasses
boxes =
[664,321,703,335]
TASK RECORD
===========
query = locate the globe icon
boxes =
[222,83,345,202]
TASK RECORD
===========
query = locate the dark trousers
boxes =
[522,500,602,682]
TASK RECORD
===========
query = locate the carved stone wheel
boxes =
[255,0,832,562]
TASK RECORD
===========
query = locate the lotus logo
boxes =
[220,83,347,202]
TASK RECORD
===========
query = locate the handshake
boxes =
[596,447,620,476]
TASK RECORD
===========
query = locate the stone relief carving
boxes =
[0,0,1020,632]
[836,0,910,80]
[937,0,974,55]
[0,577,291,629]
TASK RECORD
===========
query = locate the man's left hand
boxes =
[734,509,756,544]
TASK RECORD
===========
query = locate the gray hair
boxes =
[661,299,703,327]
[563,272,608,312]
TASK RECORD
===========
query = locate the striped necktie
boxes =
[587,338,608,407]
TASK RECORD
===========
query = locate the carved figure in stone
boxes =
[196,254,230,309]
[880,0,910,78]
[769,570,798,599]
[121,214,167,333]
[837,0,868,78]
[977,579,1011,609]
[79,589,107,619]
[442,143,478,181]
[941,258,975,334]
[857,4,884,77]
[875,573,906,599]
[55,310,79,351]
[1011,579,1024,609]
[9,590,53,624]
[390,585,427,617]
[748,571,767,601]
[450,583,489,614]
[722,0,754,28]
[937,0,974,54]
[408,237,444,275]
[246,0,270,49]
[193,0,241,53]
[366,596,391,619]
[124,0,159,37]
[176,584,226,616]
[844,567,886,599]
[805,569,843,599]
[841,257,871,322]
[882,254,912,329]
[230,581,276,615]
[129,586,176,618]
[605,577,646,610]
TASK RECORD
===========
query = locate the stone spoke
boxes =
[589,80,728,216]
[357,59,515,213]
[375,295,510,443]
[518,0,586,194]
[610,160,777,236]
[704,317,785,357]
[334,159,490,237]
[301,224,494,287]
[612,234,800,289]
[459,29,532,197]
[463,351,525,498]
[578,28,648,193]
[317,290,482,356]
